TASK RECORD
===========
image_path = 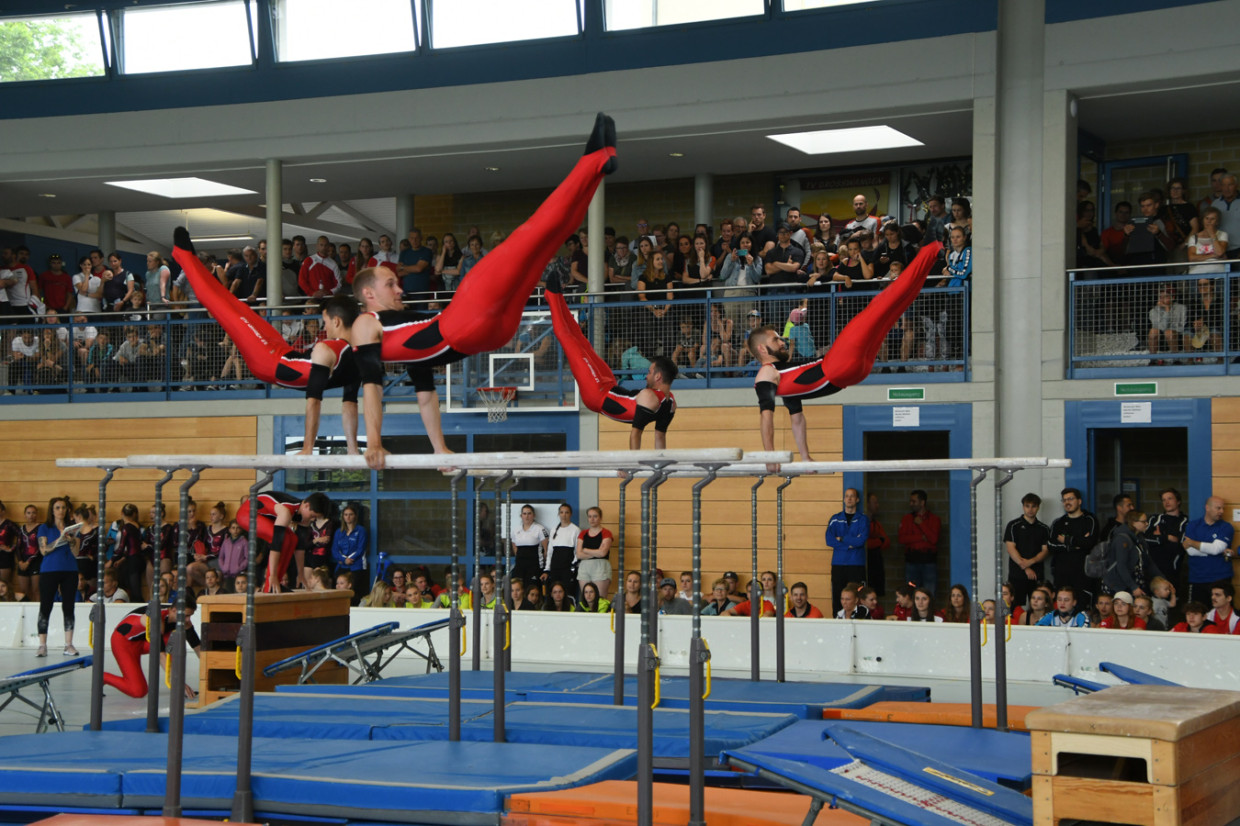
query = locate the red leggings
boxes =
[170,245,314,387]
[235,499,299,592]
[546,290,634,419]
[434,145,614,355]
[778,241,941,397]
[103,634,150,699]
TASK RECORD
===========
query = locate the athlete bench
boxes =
[0,655,93,732]
[263,618,451,685]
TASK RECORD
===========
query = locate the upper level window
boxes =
[431,0,580,49]
[783,0,883,9]
[605,0,763,30]
[274,0,418,62]
[122,1,254,74]
[0,13,106,82]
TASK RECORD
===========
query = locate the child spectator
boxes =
[1019,586,1052,626]
[1133,595,1166,631]
[892,585,915,621]
[1170,601,1220,633]
[1099,591,1145,629]
[907,588,942,622]
[1149,576,1176,628]
[1036,586,1090,627]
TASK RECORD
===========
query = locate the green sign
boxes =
[1114,382,1157,397]
[888,387,925,401]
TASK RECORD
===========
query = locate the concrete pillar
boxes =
[588,180,606,351]
[693,174,713,230]
[995,0,1046,484]
[97,211,115,254]
[265,159,284,306]
[394,194,416,242]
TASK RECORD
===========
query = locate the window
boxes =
[430,0,580,49]
[377,435,468,491]
[273,0,418,62]
[282,437,370,494]
[604,0,763,30]
[122,1,254,74]
[784,0,883,9]
[0,13,105,82]
[377,499,457,557]
[473,433,568,492]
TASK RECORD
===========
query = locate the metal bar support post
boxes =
[493,473,517,741]
[968,467,989,728]
[613,472,634,705]
[637,462,671,826]
[471,477,491,671]
[749,476,766,682]
[89,466,117,731]
[502,477,518,671]
[689,464,722,826]
[146,468,177,732]
[776,476,793,682]
[164,468,201,817]
[993,469,1017,731]
[447,469,467,741]
[231,470,275,823]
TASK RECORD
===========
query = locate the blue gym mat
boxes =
[723,721,1033,826]
[277,670,929,717]
[0,730,635,824]
[98,693,796,759]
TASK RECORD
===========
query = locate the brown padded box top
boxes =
[1025,685,1240,741]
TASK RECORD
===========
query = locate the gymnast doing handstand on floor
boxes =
[346,112,618,468]
[543,269,677,448]
[747,241,942,472]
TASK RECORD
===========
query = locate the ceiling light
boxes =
[668,152,684,158]
[309,178,327,183]
[766,125,923,155]
[104,177,256,199]
[484,166,501,172]
[37,193,56,198]
[193,234,254,244]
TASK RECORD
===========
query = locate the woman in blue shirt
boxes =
[331,503,368,596]
[36,496,79,657]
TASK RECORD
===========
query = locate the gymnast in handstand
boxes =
[748,241,942,472]
[543,269,677,448]
[348,112,618,468]
[170,228,361,456]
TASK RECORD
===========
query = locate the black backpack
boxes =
[1084,538,1114,580]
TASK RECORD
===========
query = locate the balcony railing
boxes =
[1067,261,1238,379]
[0,281,971,404]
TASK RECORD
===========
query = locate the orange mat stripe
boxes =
[822,701,1036,731]
[505,780,867,826]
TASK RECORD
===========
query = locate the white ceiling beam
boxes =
[47,215,64,229]
[326,200,392,236]
[305,201,332,220]
[115,221,165,252]
[215,205,371,241]
[64,214,91,230]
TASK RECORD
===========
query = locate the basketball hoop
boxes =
[477,386,517,422]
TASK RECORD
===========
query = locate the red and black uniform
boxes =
[356,114,617,392]
[207,524,228,559]
[76,526,99,579]
[756,242,940,412]
[545,288,676,432]
[18,524,40,576]
[304,516,337,571]
[235,492,302,592]
[143,522,178,565]
[170,237,359,404]
[183,520,210,563]
[103,604,201,698]
[113,521,145,601]
[0,518,19,571]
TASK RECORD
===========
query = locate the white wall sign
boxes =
[1120,402,1152,423]
[893,407,920,427]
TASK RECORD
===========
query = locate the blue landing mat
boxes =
[0,731,635,825]
[277,671,929,717]
[98,693,795,759]
[723,722,1033,826]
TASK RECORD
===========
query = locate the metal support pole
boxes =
[968,468,989,729]
[689,464,722,826]
[231,470,274,824]
[775,476,793,683]
[493,474,517,742]
[502,479,517,672]
[164,468,201,817]
[146,469,177,733]
[447,469,467,742]
[636,463,670,826]
[89,467,116,731]
[993,469,1017,732]
[749,477,766,682]
[613,472,634,705]
[471,477,491,672]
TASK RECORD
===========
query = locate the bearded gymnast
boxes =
[543,270,677,448]
[747,241,942,472]
[170,229,361,456]
[348,112,618,469]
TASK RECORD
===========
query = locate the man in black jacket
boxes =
[1049,487,1100,607]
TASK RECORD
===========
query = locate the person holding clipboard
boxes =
[35,496,82,657]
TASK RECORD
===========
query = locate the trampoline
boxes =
[0,730,636,825]
[276,670,928,718]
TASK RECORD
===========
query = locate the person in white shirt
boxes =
[0,247,31,317]
[72,256,104,314]
[511,505,549,590]
[543,503,580,597]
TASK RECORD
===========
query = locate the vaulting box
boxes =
[1025,684,1240,826]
